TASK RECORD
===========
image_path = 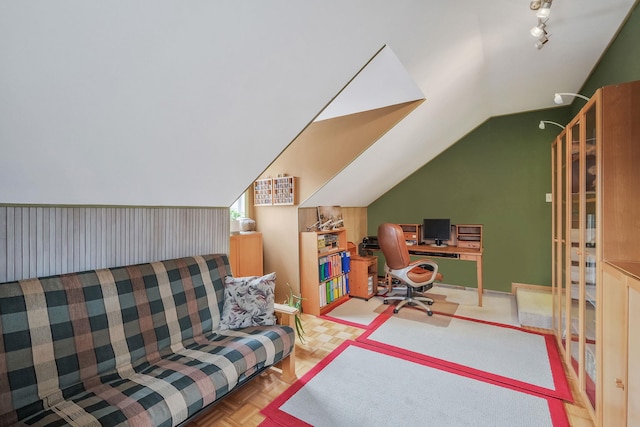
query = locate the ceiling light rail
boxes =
[529,0,553,49]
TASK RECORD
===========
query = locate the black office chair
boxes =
[377,223,443,316]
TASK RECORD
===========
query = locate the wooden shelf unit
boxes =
[300,228,350,316]
[273,176,296,205]
[456,224,482,249]
[399,224,421,246]
[253,176,297,206]
[350,255,377,300]
[253,178,273,206]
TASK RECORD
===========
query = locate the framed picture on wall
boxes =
[317,206,343,229]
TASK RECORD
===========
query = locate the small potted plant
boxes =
[283,284,306,343]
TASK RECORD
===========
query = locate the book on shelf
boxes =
[318,273,349,308]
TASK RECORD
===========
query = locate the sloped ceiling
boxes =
[0,1,636,207]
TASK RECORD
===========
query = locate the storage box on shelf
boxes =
[300,228,351,316]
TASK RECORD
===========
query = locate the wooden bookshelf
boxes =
[299,228,350,316]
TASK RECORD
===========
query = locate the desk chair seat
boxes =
[378,223,443,316]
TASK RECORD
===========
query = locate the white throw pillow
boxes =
[220,272,277,330]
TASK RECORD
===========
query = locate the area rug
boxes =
[321,291,459,329]
[358,310,572,401]
[260,340,569,427]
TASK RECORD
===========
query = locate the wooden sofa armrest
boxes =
[274,303,298,328]
[272,303,298,382]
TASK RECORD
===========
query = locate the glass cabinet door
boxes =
[553,134,568,352]
[582,102,598,409]
[567,119,580,374]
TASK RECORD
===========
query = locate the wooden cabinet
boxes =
[601,262,640,427]
[550,80,640,425]
[299,228,350,316]
[350,255,377,300]
[229,232,263,277]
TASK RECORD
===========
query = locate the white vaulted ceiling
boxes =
[0,1,636,207]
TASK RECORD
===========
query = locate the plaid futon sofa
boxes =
[0,254,295,426]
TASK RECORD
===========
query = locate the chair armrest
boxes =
[408,258,438,270]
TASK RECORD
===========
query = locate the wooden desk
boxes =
[366,245,484,307]
[404,244,484,307]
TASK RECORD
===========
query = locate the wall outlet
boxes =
[546,193,552,202]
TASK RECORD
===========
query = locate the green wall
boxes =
[368,3,640,293]
[368,107,570,292]
[578,3,640,111]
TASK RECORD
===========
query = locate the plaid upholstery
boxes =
[0,254,295,426]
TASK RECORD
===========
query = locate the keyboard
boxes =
[409,250,459,259]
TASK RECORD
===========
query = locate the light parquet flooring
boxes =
[188,314,594,427]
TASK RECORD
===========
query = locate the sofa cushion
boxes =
[220,272,277,330]
[15,326,294,426]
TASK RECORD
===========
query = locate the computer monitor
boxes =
[423,218,451,247]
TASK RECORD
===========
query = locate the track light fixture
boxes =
[554,93,591,104]
[530,0,552,49]
[536,1,552,19]
[530,22,547,38]
[539,120,565,130]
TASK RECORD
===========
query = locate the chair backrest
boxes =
[377,223,411,270]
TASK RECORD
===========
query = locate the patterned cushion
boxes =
[220,272,277,330]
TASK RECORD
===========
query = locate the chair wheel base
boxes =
[427,311,433,316]
[427,301,434,305]
[393,309,399,314]
[383,300,389,305]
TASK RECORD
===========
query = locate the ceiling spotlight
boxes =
[530,0,541,10]
[536,1,552,19]
[531,22,547,38]
[539,120,565,130]
[554,93,591,104]
[535,35,549,49]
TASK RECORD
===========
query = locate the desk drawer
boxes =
[457,241,480,249]
[459,254,478,261]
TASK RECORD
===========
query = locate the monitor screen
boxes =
[423,218,451,247]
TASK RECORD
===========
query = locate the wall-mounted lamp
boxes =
[539,120,565,130]
[554,93,591,104]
